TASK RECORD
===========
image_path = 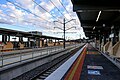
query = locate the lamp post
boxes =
[54,18,76,49]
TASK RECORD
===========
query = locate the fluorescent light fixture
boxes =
[103,24,105,27]
[93,26,95,30]
[76,10,83,12]
[96,11,101,22]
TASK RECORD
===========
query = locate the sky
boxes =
[0,0,86,40]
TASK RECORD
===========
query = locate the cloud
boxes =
[7,2,16,11]
[16,0,34,11]
[40,1,54,12]
[0,18,13,24]
[0,0,85,39]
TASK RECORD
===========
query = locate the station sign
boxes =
[87,65,103,70]
[109,33,114,38]
[88,70,101,75]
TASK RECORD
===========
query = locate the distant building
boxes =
[29,31,42,36]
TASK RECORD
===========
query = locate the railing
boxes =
[0,43,83,67]
[102,52,120,69]
[95,45,120,69]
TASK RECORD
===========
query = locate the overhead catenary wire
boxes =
[33,0,74,25]
[5,0,55,30]
[32,0,75,31]
[0,12,32,30]
[49,0,75,28]
[58,0,72,19]
[58,0,76,25]
[5,0,75,31]
[32,0,57,20]
[6,0,51,23]
[49,0,68,20]
[32,0,64,29]
[32,0,63,26]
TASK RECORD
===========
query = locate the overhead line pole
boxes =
[54,18,76,49]
[63,18,65,49]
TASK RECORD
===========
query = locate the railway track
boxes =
[34,53,70,80]
[12,45,83,80]
[31,46,83,80]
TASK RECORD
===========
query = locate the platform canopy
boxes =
[0,28,64,40]
[71,0,120,39]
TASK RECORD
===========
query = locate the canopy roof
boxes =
[72,0,120,39]
[0,28,64,40]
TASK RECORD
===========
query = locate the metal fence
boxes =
[0,44,82,67]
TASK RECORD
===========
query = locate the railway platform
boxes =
[45,43,120,80]
[0,0,120,80]
[80,44,120,80]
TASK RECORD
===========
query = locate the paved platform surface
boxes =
[80,44,120,80]
[45,44,120,80]
[45,45,86,80]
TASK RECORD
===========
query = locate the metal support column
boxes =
[2,35,7,43]
[99,34,102,51]
[111,26,117,46]
[8,35,10,42]
[28,38,31,47]
[63,18,65,49]
[103,34,107,45]
[118,28,120,41]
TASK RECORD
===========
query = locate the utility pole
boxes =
[63,18,65,49]
[54,18,76,49]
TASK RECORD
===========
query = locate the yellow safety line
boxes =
[87,51,88,54]
[68,50,84,80]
